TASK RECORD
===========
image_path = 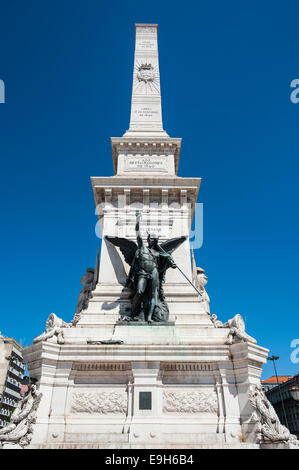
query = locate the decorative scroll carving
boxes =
[0,383,42,448]
[71,391,127,414]
[211,313,256,345]
[249,384,299,446]
[163,391,218,414]
[33,313,70,345]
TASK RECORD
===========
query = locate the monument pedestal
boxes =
[23,323,269,449]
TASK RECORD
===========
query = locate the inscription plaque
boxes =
[124,156,167,172]
[139,391,152,410]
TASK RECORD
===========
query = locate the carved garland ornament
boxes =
[163,391,218,414]
[71,391,127,414]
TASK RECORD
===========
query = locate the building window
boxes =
[139,392,152,410]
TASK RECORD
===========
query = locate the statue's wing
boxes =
[160,236,187,254]
[105,236,138,266]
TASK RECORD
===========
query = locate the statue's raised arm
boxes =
[135,211,143,248]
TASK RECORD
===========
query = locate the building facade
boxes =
[0,336,25,428]
[261,375,293,392]
[265,374,299,438]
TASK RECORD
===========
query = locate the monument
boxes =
[3,24,297,449]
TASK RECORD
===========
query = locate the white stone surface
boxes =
[23,339,270,448]
[123,24,168,138]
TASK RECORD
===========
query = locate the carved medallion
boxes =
[137,64,155,83]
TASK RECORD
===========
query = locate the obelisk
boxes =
[124,24,168,137]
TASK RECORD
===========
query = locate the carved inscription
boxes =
[134,107,159,118]
[137,40,156,50]
[125,157,166,172]
[118,225,171,239]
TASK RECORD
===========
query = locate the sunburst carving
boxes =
[133,59,160,95]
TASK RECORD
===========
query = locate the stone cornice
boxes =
[91,176,201,221]
[91,176,201,199]
[24,342,232,364]
[91,176,201,188]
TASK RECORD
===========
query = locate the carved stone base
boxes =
[260,441,299,449]
[22,338,275,449]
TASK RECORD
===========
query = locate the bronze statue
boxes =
[106,212,186,323]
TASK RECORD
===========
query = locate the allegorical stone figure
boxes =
[0,380,43,448]
[196,266,210,314]
[249,384,299,446]
[106,212,186,323]
[211,313,256,345]
[71,246,99,326]
[33,313,70,344]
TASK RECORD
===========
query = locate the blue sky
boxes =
[0,1,298,380]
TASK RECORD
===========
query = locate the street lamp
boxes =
[290,386,299,402]
[267,355,289,429]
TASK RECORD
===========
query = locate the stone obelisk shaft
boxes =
[124,24,168,137]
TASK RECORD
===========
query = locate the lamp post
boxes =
[267,355,289,429]
[290,386,299,402]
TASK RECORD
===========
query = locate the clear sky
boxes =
[0,1,298,380]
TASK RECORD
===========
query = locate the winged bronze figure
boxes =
[105,212,186,323]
